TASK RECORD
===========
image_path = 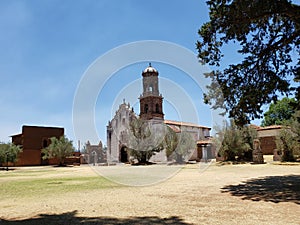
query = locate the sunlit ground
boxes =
[0,158,299,225]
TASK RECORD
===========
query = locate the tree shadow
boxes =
[0,167,15,171]
[221,174,300,204]
[0,211,191,225]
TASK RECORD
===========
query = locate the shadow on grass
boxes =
[0,167,15,171]
[221,174,300,204]
[0,210,191,225]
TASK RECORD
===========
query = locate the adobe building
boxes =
[11,125,64,166]
[106,64,212,163]
[256,125,284,155]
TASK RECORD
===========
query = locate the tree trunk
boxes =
[139,153,147,164]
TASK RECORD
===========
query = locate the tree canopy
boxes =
[214,120,257,161]
[261,97,296,126]
[0,142,22,170]
[276,110,300,161]
[127,118,165,163]
[42,135,74,166]
[172,131,196,163]
[197,0,300,125]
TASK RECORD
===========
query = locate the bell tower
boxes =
[139,63,164,120]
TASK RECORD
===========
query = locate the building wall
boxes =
[12,125,64,166]
[107,102,135,163]
[257,127,282,155]
[260,136,277,155]
[16,149,41,166]
[84,141,106,164]
[21,126,64,150]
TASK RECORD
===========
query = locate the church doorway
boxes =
[120,146,128,163]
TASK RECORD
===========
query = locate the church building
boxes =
[106,64,213,163]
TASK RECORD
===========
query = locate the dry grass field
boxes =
[0,158,299,225]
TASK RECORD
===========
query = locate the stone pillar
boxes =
[252,139,264,164]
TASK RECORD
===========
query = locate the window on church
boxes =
[156,104,159,113]
[145,104,148,113]
[149,86,153,92]
[122,118,125,125]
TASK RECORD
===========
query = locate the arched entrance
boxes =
[120,146,128,163]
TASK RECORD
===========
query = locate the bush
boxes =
[276,111,300,162]
[214,120,257,161]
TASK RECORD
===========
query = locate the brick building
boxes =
[11,125,64,166]
[256,125,283,155]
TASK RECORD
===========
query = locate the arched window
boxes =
[148,86,153,92]
[156,104,159,113]
[145,104,148,113]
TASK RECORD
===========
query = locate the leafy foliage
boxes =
[42,135,75,166]
[163,127,196,163]
[276,110,300,161]
[164,126,179,158]
[172,131,196,163]
[0,142,22,167]
[261,97,296,126]
[127,118,165,163]
[214,120,257,161]
[197,0,300,126]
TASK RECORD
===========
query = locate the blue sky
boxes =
[1,0,284,147]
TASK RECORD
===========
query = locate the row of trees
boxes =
[213,98,300,162]
[0,143,22,170]
[127,118,196,164]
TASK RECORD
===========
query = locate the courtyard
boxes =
[0,158,299,225]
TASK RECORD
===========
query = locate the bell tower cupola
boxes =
[139,63,164,120]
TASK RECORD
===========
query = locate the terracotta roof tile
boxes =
[164,120,211,129]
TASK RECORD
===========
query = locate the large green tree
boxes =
[276,110,300,161]
[163,127,196,163]
[172,131,196,163]
[197,0,300,126]
[0,142,22,170]
[261,97,296,126]
[127,118,165,164]
[42,135,74,166]
[214,120,257,161]
[164,126,179,159]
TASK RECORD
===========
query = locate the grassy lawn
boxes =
[0,166,119,200]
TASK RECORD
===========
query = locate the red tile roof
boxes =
[255,125,285,131]
[164,120,211,130]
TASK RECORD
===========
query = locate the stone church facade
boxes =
[106,64,212,163]
[106,101,136,163]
